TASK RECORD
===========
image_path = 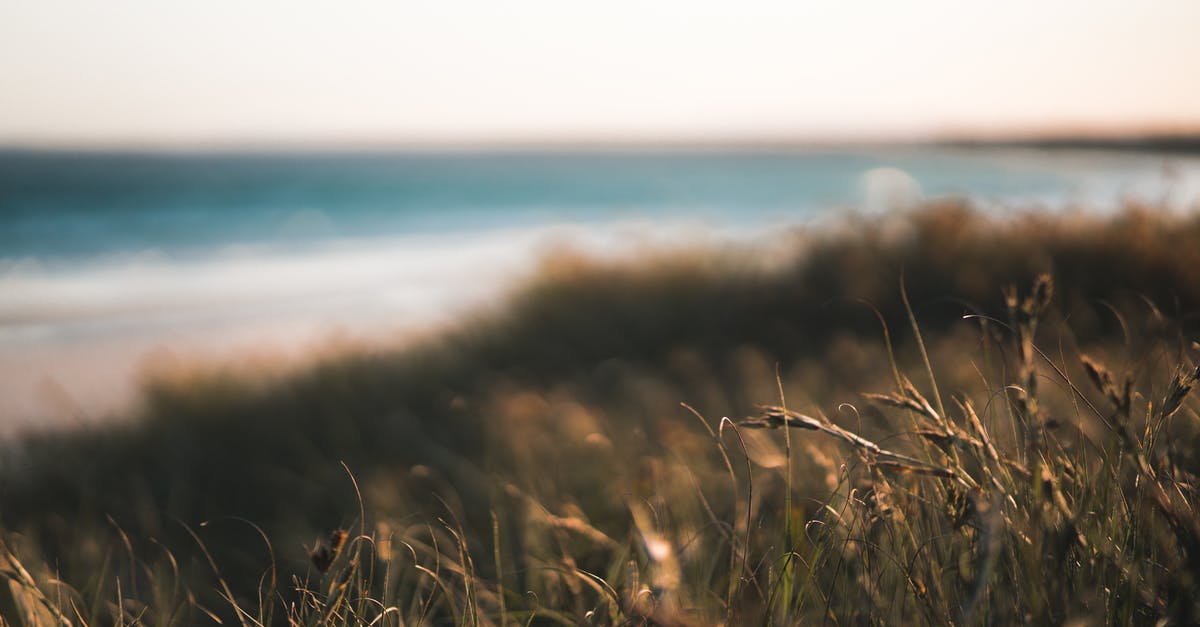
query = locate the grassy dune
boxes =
[4,201,1200,624]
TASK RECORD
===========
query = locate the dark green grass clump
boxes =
[3,201,1200,624]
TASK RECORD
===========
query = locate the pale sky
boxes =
[1,0,1198,147]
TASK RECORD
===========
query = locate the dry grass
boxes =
[3,201,1200,624]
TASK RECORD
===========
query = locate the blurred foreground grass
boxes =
[4,201,1200,624]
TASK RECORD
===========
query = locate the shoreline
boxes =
[0,218,772,435]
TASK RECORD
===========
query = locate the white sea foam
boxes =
[0,218,762,434]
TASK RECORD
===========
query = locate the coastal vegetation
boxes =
[3,200,1200,624]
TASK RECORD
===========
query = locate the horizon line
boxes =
[3,129,1200,155]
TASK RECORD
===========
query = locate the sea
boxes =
[2,146,1199,433]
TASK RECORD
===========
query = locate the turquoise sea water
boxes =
[3,147,1196,264]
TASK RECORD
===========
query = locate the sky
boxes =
[1,0,1199,147]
